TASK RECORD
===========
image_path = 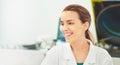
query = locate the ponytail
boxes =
[86,30,95,44]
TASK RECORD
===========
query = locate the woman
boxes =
[41,4,113,65]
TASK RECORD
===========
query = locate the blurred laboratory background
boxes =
[0,0,120,65]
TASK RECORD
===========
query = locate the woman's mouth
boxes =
[64,32,73,38]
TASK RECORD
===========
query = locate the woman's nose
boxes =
[61,25,68,32]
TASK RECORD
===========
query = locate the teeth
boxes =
[65,33,72,37]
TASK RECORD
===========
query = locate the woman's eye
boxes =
[68,22,73,25]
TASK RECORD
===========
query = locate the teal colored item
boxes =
[77,63,83,65]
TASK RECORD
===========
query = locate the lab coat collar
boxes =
[64,43,77,65]
[84,39,96,64]
[64,39,96,65]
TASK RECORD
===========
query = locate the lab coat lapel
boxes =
[84,40,96,65]
[63,43,77,65]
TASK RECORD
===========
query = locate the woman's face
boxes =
[60,11,88,43]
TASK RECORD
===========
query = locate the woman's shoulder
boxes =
[92,46,113,65]
[46,46,58,55]
[93,45,112,59]
[94,46,109,54]
[41,43,68,65]
[46,43,68,54]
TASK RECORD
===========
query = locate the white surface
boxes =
[112,57,120,65]
[0,49,46,65]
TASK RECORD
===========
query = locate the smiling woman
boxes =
[41,4,113,65]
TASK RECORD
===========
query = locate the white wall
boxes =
[0,0,97,45]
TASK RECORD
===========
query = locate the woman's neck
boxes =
[70,39,89,51]
[70,39,90,63]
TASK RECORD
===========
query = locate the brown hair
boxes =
[63,4,94,43]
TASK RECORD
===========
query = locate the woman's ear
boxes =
[83,22,89,31]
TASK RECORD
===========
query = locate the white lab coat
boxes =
[41,40,113,65]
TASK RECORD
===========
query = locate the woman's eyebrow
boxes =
[66,20,73,22]
[60,19,73,24]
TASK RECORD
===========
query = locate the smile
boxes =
[64,32,73,38]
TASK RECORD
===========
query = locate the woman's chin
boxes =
[65,39,73,43]
[65,39,69,42]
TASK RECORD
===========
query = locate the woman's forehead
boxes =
[61,11,79,20]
